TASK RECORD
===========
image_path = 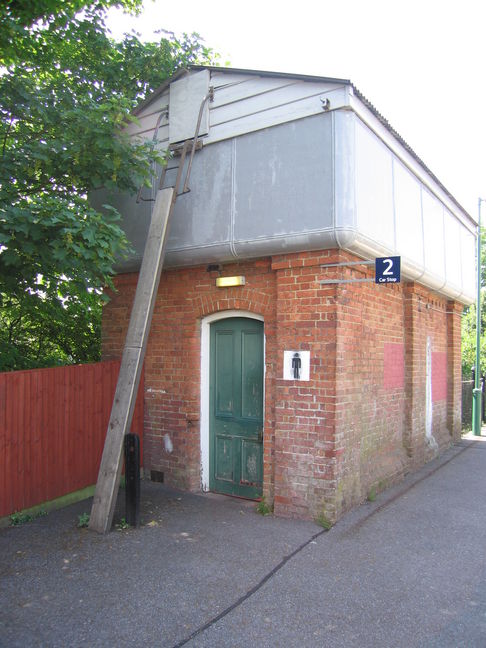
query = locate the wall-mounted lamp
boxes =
[216,276,246,288]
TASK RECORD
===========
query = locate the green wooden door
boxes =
[209,317,264,498]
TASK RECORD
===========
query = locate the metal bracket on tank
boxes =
[319,259,374,285]
[138,86,214,202]
[157,139,191,198]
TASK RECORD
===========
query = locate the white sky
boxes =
[107,0,485,220]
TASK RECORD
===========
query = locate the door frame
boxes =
[200,310,264,492]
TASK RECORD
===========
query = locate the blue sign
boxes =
[375,256,401,284]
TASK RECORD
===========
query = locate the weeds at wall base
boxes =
[315,513,333,530]
[77,512,90,528]
[256,496,273,516]
[115,517,131,530]
[10,510,47,526]
[367,486,377,502]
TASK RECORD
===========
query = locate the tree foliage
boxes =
[0,0,141,66]
[462,295,486,379]
[0,0,218,371]
[461,226,485,378]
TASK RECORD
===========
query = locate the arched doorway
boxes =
[200,311,264,497]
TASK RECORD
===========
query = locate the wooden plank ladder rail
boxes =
[89,88,212,533]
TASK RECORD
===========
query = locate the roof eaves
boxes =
[189,63,352,87]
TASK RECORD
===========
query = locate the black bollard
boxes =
[124,433,140,528]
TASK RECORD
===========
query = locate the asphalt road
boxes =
[1,436,486,647]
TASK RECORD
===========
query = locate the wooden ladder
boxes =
[89,138,195,533]
[90,84,213,533]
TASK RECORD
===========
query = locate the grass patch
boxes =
[1,485,97,528]
[10,509,47,526]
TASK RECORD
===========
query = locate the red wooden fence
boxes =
[0,361,144,518]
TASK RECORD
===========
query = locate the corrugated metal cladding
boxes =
[91,114,335,269]
[90,67,476,304]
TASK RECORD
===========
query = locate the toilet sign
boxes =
[283,351,310,381]
[375,256,401,284]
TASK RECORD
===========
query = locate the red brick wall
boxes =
[447,300,463,437]
[102,249,463,522]
[402,284,457,471]
[330,258,407,518]
[271,250,341,519]
[102,259,278,495]
[327,261,461,520]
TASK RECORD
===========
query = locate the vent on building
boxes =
[150,470,165,483]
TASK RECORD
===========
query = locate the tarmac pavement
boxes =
[2,435,486,647]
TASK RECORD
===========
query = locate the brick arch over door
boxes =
[193,293,271,320]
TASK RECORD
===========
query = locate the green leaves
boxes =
[0,281,103,371]
[461,226,486,377]
[462,291,486,378]
[0,0,219,371]
[0,193,128,370]
[0,1,141,66]
[1,195,129,284]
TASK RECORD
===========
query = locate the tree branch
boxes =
[2,118,13,158]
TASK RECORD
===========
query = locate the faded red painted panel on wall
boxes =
[383,343,405,389]
[0,361,144,518]
[432,352,447,402]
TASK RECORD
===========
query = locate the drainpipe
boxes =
[473,198,484,435]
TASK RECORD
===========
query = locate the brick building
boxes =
[95,67,475,522]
